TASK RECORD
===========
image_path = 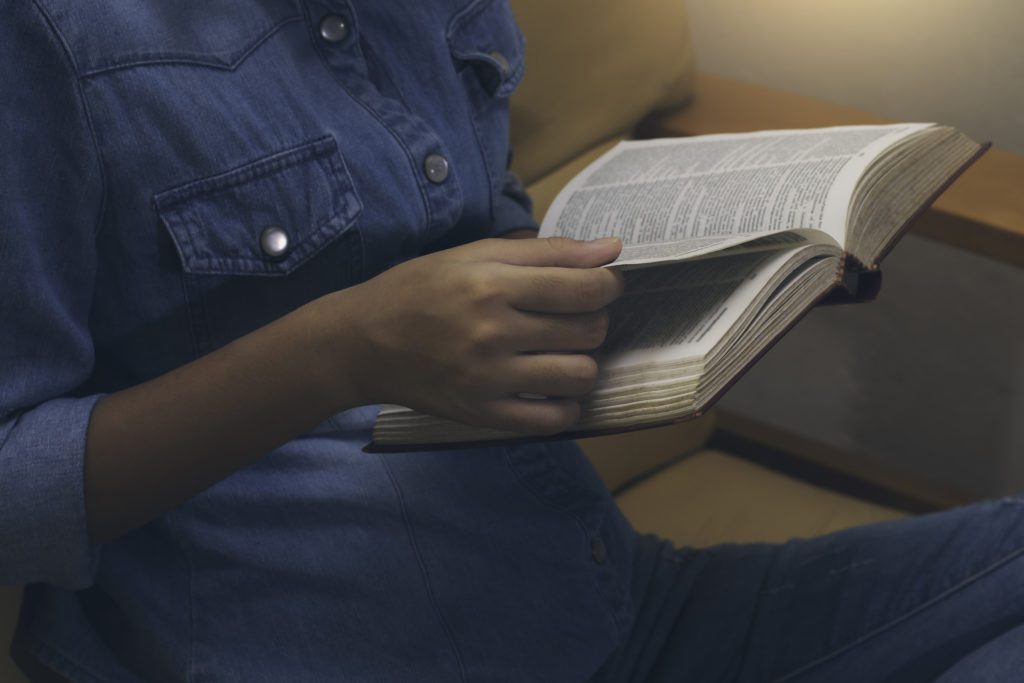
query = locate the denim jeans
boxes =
[16,496,1024,682]
[595,496,1024,682]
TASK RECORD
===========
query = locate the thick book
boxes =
[368,124,987,451]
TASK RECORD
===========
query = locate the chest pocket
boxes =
[153,136,363,355]
[447,0,526,210]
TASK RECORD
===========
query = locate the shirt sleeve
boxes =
[489,170,540,237]
[0,5,106,588]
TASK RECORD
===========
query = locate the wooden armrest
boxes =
[639,73,1024,268]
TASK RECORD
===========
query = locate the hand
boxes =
[315,237,624,434]
[499,228,539,240]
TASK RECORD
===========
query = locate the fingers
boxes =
[448,354,602,434]
[479,396,582,435]
[507,310,610,352]
[499,353,600,398]
[503,264,625,314]
[498,228,539,240]
[474,236,622,268]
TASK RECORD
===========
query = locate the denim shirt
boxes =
[1,2,636,681]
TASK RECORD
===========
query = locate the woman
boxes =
[3,2,1024,681]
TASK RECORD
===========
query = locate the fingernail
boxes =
[591,237,621,246]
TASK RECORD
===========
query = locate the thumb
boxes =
[480,236,622,268]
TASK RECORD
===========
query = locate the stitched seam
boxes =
[731,543,790,683]
[378,456,469,683]
[153,135,362,275]
[447,0,526,97]
[153,136,337,207]
[463,82,498,227]
[300,2,436,229]
[173,205,202,273]
[446,0,492,43]
[169,202,351,273]
[30,0,109,241]
[174,212,354,275]
[502,448,628,634]
[80,15,302,78]
[772,542,1024,682]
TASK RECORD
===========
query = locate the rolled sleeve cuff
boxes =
[490,172,540,238]
[0,395,104,589]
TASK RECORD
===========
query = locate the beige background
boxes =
[684,0,1024,154]
[683,0,1024,499]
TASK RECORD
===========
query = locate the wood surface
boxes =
[639,73,1024,267]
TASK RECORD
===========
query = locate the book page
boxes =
[599,244,834,369]
[540,124,932,266]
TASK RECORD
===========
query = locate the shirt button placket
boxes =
[308,1,463,240]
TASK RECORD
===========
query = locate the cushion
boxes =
[578,417,716,493]
[524,135,623,220]
[508,0,696,184]
[616,449,906,548]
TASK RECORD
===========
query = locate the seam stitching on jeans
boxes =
[731,541,792,683]
[378,455,469,683]
[772,542,1024,682]
[503,447,629,635]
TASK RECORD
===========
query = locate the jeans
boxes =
[595,496,1024,682]
[17,496,1024,682]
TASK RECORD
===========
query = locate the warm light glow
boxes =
[685,0,1024,154]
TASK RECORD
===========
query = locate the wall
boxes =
[684,0,1024,154]
[684,0,1024,499]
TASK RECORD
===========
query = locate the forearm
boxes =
[83,294,359,544]
[82,234,617,546]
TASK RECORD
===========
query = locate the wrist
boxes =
[295,289,371,413]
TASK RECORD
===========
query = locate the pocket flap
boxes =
[447,0,526,97]
[153,136,361,276]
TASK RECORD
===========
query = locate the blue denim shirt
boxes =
[1,2,636,680]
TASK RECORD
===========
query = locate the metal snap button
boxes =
[319,15,350,44]
[260,226,290,261]
[423,153,450,184]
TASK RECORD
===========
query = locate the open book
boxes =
[369,124,987,450]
